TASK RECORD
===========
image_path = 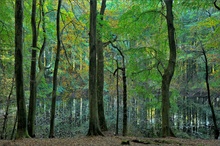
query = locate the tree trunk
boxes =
[201,46,219,139]
[15,0,29,139]
[97,40,108,131]
[97,0,108,131]
[87,0,103,136]
[49,0,62,138]
[161,0,176,137]
[11,111,18,140]
[1,79,14,139]
[110,42,128,136]
[115,60,119,135]
[122,67,127,136]
[111,43,128,136]
[36,0,51,85]
[97,39,107,131]
[28,0,37,137]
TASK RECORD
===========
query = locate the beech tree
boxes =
[15,0,29,139]
[161,0,176,137]
[49,0,62,138]
[97,0,108,131]
[200,41,219,139]
[28,0,37,137]
[87,0,103,136]
[111,43,128,136]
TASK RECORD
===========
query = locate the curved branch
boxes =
[110,41,124,59]
[214,0,220,10]
[157,61,163,77]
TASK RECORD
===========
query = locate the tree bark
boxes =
[115,60,119,135]
[87,0,103,136]
[97,0,108,131]
[161,0,176,137]
[36,0,51,85]
[49,0,62,138]
[201,46,219,139]
[28,0,37,137]
[15,0,29,139]
[1,79,14,139]
[122,66,127,136]
[112,43,127,136]
[11,111,18,140]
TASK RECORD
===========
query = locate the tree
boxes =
[1,79,14,139]
[28,0,38,137]
[15,0,29,139]
[87,0,103,136]
[161,0,176,137]
[97,0,108,131]
[49,0,62,138]
[115,60,119,135]
[111,42,127,136]
[200,42,219,139]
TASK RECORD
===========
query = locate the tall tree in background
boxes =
[28,0,38,137]
[201,44,219,139]
[161,0,176,137]
[115,60,119,135]
[111,43,127,136]
[211,1,220,139]
[87,0,103,136]
[15,0,29,139]
[49,0,62,138]
[97,0,108,131]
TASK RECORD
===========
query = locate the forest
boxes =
[0,0,220,145]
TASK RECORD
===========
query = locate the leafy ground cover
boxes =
[0,135,219,146]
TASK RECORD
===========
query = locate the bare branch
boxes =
[113,67,123,76]
[109,41,124,59]
[214,0,220,10]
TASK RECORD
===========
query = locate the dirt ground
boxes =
[0,136,219,146]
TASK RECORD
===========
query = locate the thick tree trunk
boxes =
[15,0,29,139]
[97,40,108,131]
[97,0,108,131]
[49,0,62,138]
[201,46,219,139]
[28,0,37,137]
[161,0,176,137]
[87,0,103,136]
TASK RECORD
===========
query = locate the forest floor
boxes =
[0,132,219,146]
